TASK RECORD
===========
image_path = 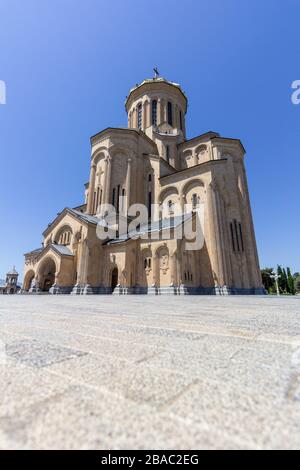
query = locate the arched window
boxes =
[144,257,152,270]
[137,103,142,129]
[152,100,157,125]
[192,193,199,209]
[58,228,72,246]
[168,200,174,215]
[167,101,173,126]
[148,173,152,182]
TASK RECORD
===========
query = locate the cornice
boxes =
[159,158,228,181]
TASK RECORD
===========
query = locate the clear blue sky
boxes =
[0,0,299,281]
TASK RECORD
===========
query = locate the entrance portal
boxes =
[43,275,55,292]
[111,268,118,292]
[38,257,56,292]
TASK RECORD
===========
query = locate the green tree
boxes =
[277,265,289,293]
[287,267,296,295]
[295,276,300,293]
[261,268,275,293]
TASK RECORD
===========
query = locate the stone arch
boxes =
[111,266,119,291]
[195,144,207,152]
[54,224,73,245]
[195,144,207,163]
[109,145,131,159]
[158,186,179,204]
[36,256,58,292]
[181,149,193,169]
[158,186,180,218]
[23,270,35,291]
[181,179,205,212]
[91,148,108,165]
[109,150,129,209]
[137,248,152,288]
[155,245,170,287]
[182,178,204,195]
[73,230,82,243]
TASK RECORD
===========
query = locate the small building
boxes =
[0,267,21,295]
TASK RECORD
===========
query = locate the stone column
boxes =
[126,158,132,211]
[80,239,93,294]
[148,100,151,128]
[87,163,96,214]
[152,255,159,287]
[174,106,179,130]
[180,194,186,215]
[216,192,233,289]
[142,101,148,130]
[133,107,138,128]
[159,99,165,124]
[163,101,167,123]
[157,99,161,126]
[170,252,177,286]
[75,239,87,287]
[102,157,112,207]
[194,152,198,166]
[207,183,227,290]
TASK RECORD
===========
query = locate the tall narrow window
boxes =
[179,110,183,130]
[230,222,236,252]
[96,187,100,212]
[152,100,157,125]
[166,145,170,163]
[167,101,173,126]
[112,188,116,208]
[137,103,142,129]
[148,191,152,219]
[168,200,174,215]
[192,193,198,209]
[117,185,120,212]
[122,188,126,211]
[234,219,240,252]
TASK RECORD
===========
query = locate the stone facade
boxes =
[23,76,265,295]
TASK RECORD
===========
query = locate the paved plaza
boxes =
[1,295,300,450]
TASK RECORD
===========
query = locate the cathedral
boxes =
[23,75,265,295]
